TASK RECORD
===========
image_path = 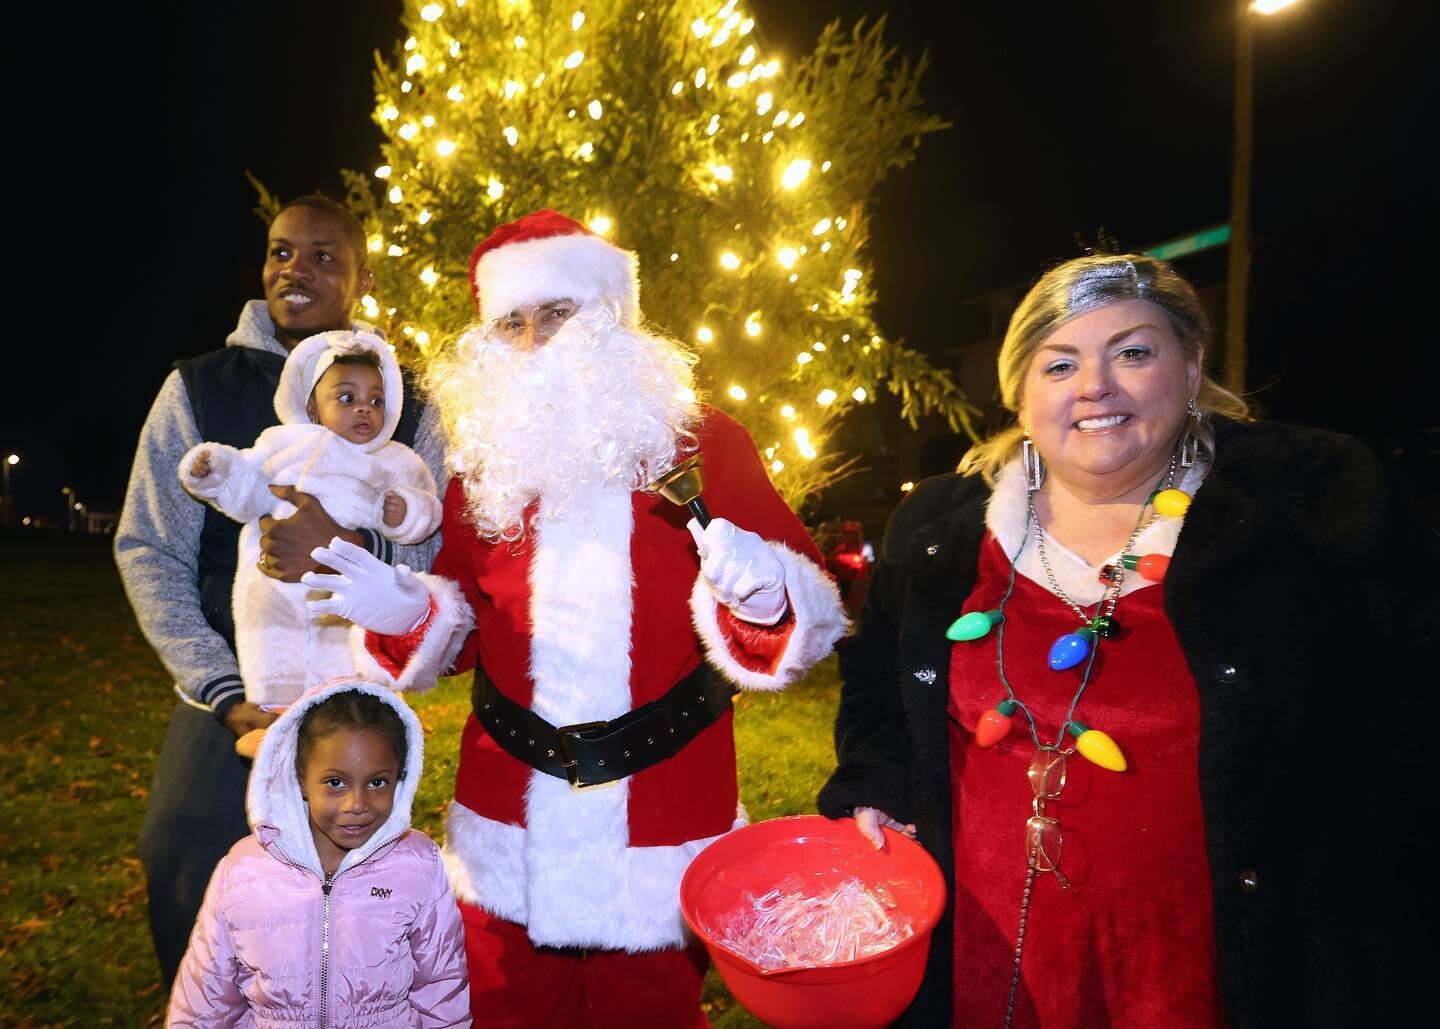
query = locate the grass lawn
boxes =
[0,531,842,1027]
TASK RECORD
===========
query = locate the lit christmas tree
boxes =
[341,0,976,505]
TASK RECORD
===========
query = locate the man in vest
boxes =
[310,209,849,1026]
[114,194,444,987]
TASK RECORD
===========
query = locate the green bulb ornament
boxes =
[946,609,1002,642]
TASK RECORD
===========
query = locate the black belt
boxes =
[471,665,736,789]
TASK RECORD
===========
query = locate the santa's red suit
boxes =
[353,211,847,1025]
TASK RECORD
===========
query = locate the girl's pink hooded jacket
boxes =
[167,680,470,1027]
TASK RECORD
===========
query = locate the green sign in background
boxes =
[1145,224,1232,261]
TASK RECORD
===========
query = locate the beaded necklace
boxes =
[993,488,1151,761]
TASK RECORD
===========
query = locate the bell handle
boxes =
[688,497,712,529]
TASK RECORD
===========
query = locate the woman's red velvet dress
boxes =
[948,532,1225,1027]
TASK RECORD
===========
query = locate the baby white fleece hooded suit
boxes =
[179,331,441,708]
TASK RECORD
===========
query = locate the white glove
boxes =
[687,517,788,626]
[302,536,431,636]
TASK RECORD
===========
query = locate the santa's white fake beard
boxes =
[425,305,699,541]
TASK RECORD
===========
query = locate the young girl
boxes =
[167,680,470,1027]
[179,331,442,714]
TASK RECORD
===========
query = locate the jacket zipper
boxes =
[319,872,335,1029]
[259,832,403,1027]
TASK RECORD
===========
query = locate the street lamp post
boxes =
[2,454,17,529]
[1226,1,1255,395]
[1226,0,1304,395]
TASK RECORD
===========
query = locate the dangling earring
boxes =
[1178,398,1201,468]
[1021,433,1045,491]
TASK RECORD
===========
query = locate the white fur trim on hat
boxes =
[473,233,640,327]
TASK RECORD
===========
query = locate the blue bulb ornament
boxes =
[1048,627,1096,671]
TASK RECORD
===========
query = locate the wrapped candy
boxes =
[715,876,916,970]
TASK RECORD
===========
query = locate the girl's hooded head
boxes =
[248,679,425,878]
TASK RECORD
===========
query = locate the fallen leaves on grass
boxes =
[40,892,75,918]
[58,780,98,802]
[105,866,147,921]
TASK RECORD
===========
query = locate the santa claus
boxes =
[305,210,846,1025]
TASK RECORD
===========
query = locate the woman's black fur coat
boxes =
[818,418,1437,1027]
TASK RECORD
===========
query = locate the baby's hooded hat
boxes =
[247,678,426,879]
[276,330,405,454]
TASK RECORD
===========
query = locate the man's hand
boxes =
[221,701,278,740]
[304,537,432,636]
[258,485,362,582]
[688,517,788,625]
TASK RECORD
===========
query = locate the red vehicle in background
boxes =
[814,519,872,617]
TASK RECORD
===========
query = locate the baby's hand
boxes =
[190,449,213,479]
[382,490,407,527]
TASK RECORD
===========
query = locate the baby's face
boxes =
[310,363,385,444]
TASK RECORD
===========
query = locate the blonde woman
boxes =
[819,254,1435,1027]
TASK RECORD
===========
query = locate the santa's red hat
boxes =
[468,209,640,326]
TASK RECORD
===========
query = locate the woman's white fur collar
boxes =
[985,457,1209,605]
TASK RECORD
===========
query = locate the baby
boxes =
[180,330,441,715]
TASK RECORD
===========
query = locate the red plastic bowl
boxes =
[681,815,946,1029]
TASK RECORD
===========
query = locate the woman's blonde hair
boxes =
[957,253,1250,483]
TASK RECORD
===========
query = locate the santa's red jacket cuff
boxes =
[714,597,796,674]
[364,596,440,679]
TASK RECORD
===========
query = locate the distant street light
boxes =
[2,454,17,528]
[62,486,77,533]
[1226,0,1305,394]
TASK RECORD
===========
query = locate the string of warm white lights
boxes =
[340,0,967,505]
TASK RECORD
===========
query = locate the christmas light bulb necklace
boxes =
[979,455,1184,765]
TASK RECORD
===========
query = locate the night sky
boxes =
[7,0,1431,528]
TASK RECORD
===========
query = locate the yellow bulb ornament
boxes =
[1153,488,1192,518]
[1067,722,1127,772]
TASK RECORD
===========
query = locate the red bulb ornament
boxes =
[1135,554,1170,581]
[1099,552,1171,586]
[974,700,1017,747]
